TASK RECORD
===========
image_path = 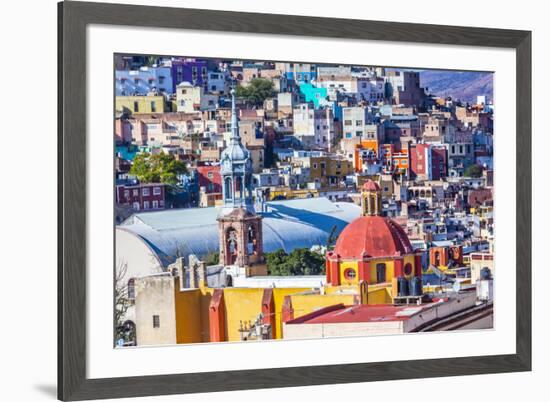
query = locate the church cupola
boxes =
[361,179,382,216]
[220,84,254,213]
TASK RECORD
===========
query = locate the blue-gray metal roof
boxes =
[119,197,360,267]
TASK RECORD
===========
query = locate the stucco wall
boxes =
[135,276,177,346]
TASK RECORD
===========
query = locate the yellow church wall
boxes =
[222,288,265,342]
[367,286,393,304]
[272,288,311,339]
[403,255,416,279]
[369,259,395,283]
[198,287,215,342]
[174,286,203,344]
[325,284,359,294]
[289,293,358,320]
[338,261,360,286]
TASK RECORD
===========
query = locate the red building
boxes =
[468,188,493,207]
[116,183,166,211]
[409,143,447,180]
[196,164,222,193]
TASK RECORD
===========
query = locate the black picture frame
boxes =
[58,1,532,400]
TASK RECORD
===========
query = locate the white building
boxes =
[292,103,335,149]
[176,82,218,113]
[317,66,353,94]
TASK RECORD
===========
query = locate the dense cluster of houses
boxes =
[114,55,494,253]
[113,55,496,346]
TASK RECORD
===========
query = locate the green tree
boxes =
[114,261,135,346]
[236,78,275,105]
[266,248,326,276]
[129,152,187,185]
[204,251,220,266]
[464,164,483,178]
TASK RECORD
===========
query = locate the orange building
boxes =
[429,245,463,268]
[353,140,379,172]
[380,143,409,175]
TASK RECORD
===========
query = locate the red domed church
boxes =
[326,180,422,286]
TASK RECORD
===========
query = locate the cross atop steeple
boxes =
[229,82,241,145]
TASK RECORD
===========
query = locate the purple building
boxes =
[171,59,208,89]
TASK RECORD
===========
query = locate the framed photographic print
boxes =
[58,1,531,400]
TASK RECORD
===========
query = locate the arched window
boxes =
[224,177,233,200]
[235,176,243,199]
[376,263,386,283]
[127,278,135,301]
[247,226,256,255]
[434,251,441,266]
[245,176,251,198]
[226,228,238,265]
[403,263,413,276]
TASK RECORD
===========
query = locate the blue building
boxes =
[299,83,328,108]
[283,63,318,84]
[115,66,173,95]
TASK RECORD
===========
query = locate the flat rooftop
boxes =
[287,303,429,325]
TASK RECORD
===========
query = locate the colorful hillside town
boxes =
[114,55,494,346]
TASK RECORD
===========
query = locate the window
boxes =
[343,268,356,280]
[356,120,362,126]
[133,101,139,113]
[181,89,187,94]
[133,189,139,196]
[153,187,161,195]
[132,202,140,211]
[150,101,156,113]
[153,315,160,328]
[142,187,150,196]
[344,120,352,126]
[123,190,129,198]
[127,279,135,300]
[376,263,386,283]
[152,200,159,209]
[143,201,149,209]
[403,263,413,276]
[356,131,362,137]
